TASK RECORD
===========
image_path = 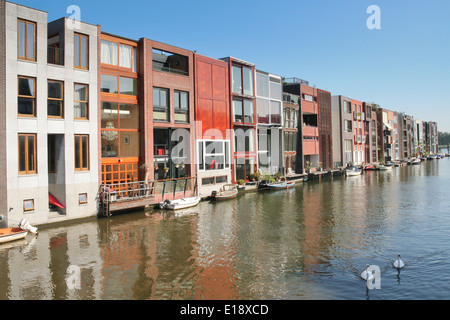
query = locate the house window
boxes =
[18,19,36,61]
[197,140,230,171]
[74,84,88,119]
[48,80,64,118]
[152,48,188,76]
[101,102,139,158]
[153,87,169,122]
[18,76,36,116]
[74,135,89,171]
[23,199,35,212]
[119,77,137,96]
[79,193,88,204]
[174,90,189,123]
[234,128,255,153]
[18,133,37,174]
[74,33,88,69]
[232,65,253,96]
[100,40,136,72]
[101,74,118,94]
[233,99,254,124]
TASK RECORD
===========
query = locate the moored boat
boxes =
[346,166,362,176]
[267,181,296,189]
[0,228,28,244]
[365,165,377,171]
[159,196,201,210]
[378,165,392,171]
[411,157,421,165]
[210,184,239,201]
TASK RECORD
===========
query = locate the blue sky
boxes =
[13,0,450,132]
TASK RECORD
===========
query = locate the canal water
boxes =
[1,158,450,300]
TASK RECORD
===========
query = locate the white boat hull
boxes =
[0,230,28,244]
[159,196,201,210]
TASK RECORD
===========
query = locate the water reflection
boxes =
[1,159,450,300]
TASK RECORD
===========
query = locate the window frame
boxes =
[18,76,36,117]
[74,33,89,70]
[18,133,37,175]
[74,83,89,120]
[233,98,254,125]
[17,19,36,61]
[74,134,90,171]
[174,90,189,123]
[23,199,35,212]
[47,80,64,119]
[153,87,170,122]
[197,140,231,171]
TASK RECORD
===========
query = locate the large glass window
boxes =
[74,84,88,119]
[244,100,254,123]
[101,39,137,72]
[256,72,269,98]
[198,140,230,171]
[18,76,36,117]
[270,101,281,124]
[174,90,189,123]
[153,87,169,122]
[243,67,253,96]
[74,33,88,69]
[234,128,255,153]
[120,77,137,96]
[101,40,118,66]
[101,74,118,94]
[232,65,242,94]
[18,19,36,61]
[47,80,64,118]
[18,133,36,174]
[152,49,188,76]
[257,98,269,124]
[232,65,254,96]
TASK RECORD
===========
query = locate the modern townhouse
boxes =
[317,89,333,170]
[194,53,232,197]
[352,99,366,165]
[0,1,99,227]
[220,57,257,183]
[362,102,378,164]
[282,91,300,175]
[376,108,396,162]
[255,70,283,176]
[331,95,354,167]
[284,79,321,173]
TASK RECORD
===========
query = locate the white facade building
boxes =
[1,1,99,227]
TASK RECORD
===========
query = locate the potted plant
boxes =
[254,171,262,181]
[238,179,245,186]
[305,161,312,174]
[164,167,169,173]
[318,162,323,172]
[274,172,283,182]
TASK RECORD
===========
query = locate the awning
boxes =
[384,123,394,131]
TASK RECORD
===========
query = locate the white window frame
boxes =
[197,139,231,171]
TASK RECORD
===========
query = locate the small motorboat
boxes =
[159,196,201,210]
[378,165,392,171]
[267,181,296,189]
[411,158,421,165]
[365,165,377,171]
[345,166,362,176]
[0,228,28,244]
[210,184,239,201]
[0,218,38,244]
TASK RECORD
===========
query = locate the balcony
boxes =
[302,100,317,114]
[302,125,318,137]
[48,46,64,66]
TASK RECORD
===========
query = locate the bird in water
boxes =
[393,255,405,269]
[361,264,374,281]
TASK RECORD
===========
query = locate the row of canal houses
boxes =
[0,1,439,226]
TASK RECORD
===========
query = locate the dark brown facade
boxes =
[318,89,333,170]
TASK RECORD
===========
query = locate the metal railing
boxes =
[99,177,197,204]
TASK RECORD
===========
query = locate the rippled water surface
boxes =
[1,159,450,300]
